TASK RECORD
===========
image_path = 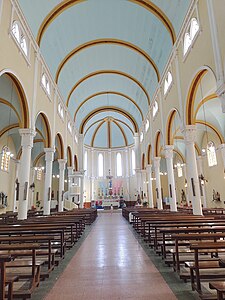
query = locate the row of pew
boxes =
[123,207,225,300]
[0,208,97,299]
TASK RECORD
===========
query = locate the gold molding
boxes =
[55,39,160,83]
[107,119,111,148]
[37,0,175,46]
[0,123,19,139]
[66,69,150,106]
[85,117,134,138]
[80,106,138,133]
[155,131,161,157]
[73,91,144,121]
[166,109,176,145]
[67,146,72,167]
[193,93,217,121]
[0,98,22,127]
[56,133,64,159]
[173,148,185,163]
[112,120,128,147]
[186,69,208,125]
[196,120,224,144]
[147,144,152,164]
[91,120,105,147]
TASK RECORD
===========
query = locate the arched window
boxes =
[164,71,172,95]
[116,153,122,177]
[1,146,13,172]
[145,119,149,132]
[207,141,217,167]
[183,18,199,55]
[131,149,136,175]
[152,101,158,118]
[11,21,29,57]
[84,151,88,172]
[98,153,104,177]
[74,135,78,143]
[12,22,20,42]
[68,121,72,133]
[41,73,51,96]
[58,103,64,119]
[21,36,28,56]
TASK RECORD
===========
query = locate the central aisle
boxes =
[45,212,177,300]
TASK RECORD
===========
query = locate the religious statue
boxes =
[212,189,220,201]
[181,189,187,205]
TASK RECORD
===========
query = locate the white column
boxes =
[43,148,55,215]
[90,177,95,201]
[80,173,84,208]
[78,134,84,171]
[67,167,73,202]
[184,125,202,215]
[134,133,141,192]
[164,145,177,212]
[154,157,163,210]
[29,167,35,210]
[13,159,20,212]
[146,164,154,208]
[197,156,207,208]
[18,129,36,220]
[58,159,66,212]
[183,163,190,206]
[141,169,147,197]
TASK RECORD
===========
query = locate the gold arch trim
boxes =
[56,39,160,83]
[33,152,45,167]
[0,98,22,127]
[37,0,175,46]
[66,70,150,106]
[36,113,52,148]
[0,123,19,139]
[112,120,128,147]
[173,149,185,163]
[147,144,152,164]
[67,146,72,167]
[155,131,161,157]
[6,74,29,128]
[56,133,64,159]
[74,91,144,121]
[85,117,134,139]
[193,93,217,121]
[196,120,224,144]
[91,120,105,147]
[80,106,138,134]
[186,69,208,125]
[166,109,177,145]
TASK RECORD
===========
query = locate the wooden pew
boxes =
[0,255,12,300]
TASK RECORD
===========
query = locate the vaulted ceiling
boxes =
[18,0,191,148]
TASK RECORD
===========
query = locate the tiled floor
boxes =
[44,212,177,300]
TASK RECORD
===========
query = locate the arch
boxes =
[66,70,150,106]
[79,107,139,134]
[73,91,144,121]
[147,144,152,164]
[35,112,52,148]
[112,120,128,147]
[186,67,216,125]
[166,108,181,145]
[0,70,30,128]
[173,149,185,163]
[55,133,64,159]
[85,117,134,138]
[33,152,45,167]
[193,93,217,121]
[55,39,160,83]
[195,120,224,144]
[142,153,146,170]
[0,98,22,126]
[154,131,162,157]
[74,154,78,171]
[0,124,19,139]
[67,146,72,167]
[37,0,175,46]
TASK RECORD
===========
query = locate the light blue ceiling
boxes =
[18,0,191,148]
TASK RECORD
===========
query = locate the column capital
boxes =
[154,156,161,169]
[183,125,197,143]
[19,129,36,148]
[146,164,152,172]
[141,169,147,174]
[58,159,67,169]
[67,166,73,176]
[44,147,55,162]
[134,132,139,138]
[164,145,174,159]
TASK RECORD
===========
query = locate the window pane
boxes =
[12,22,20,42]
[207,141,217,167]
[98,153,103,177]
[117,153,122,177]
[21,37,28,56]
